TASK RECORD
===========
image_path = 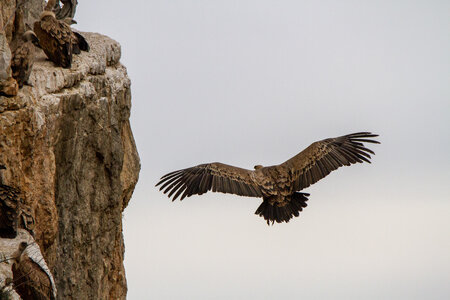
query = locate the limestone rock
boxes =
[0,31,12,81]
[0,30,140,300]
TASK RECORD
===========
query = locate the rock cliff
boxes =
[0,2,140,299]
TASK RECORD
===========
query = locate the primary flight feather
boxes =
[156,132,379,225]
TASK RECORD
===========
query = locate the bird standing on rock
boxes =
[0,165,22,238]
[33,0,89,68]
[11,30,40,88]
[0,165,35,238]
[157,132,380,225]
[33,6,73,68]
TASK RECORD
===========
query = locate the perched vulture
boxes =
[12,242,57,300]
[157,132,379,225]
[0,165,35,238]
[11,31,40,88]
[33,8,73,68]
[0,165,22,238]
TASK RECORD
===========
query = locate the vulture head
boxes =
[22,30,40,47]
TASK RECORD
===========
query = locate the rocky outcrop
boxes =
[0,4,140,298]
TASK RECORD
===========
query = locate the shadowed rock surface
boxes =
[1,3,140,299]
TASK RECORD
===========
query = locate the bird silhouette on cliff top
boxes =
[157,132,380,225]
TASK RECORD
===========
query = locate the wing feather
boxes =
[281,132,379,191]
[34,16,72,68]
[156,163,263,200]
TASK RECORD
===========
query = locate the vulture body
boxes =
[0,165,35,238]
[33,10,73,68]
[0,165,21,238]
[11,31,40,88]
[12,242,57,300]
[0,183,21,238]
[157,132,380,225]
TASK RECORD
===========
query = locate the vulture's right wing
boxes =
[156,163,263,201]
[281,132,380,191]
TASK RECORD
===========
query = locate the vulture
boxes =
[157,132,380,225]
[33,0,89,68]
[33,8,73,68]
[12,242,57,300]
[0,165,35,238]
[11,31,40,88]
[0,165,22,238]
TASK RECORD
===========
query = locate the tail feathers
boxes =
[74,32,90,52]
[255,192,309,225]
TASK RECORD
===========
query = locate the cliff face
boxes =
[0,3,140,299]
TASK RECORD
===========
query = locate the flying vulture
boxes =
[11,31,40,88]
[157,132,379,225]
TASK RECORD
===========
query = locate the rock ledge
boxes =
[0,32,140,300]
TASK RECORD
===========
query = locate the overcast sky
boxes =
[76,1,450,299]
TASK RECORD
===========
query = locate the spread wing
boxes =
[156,163,263,201]
[281,132,379,191]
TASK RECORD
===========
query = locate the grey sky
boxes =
[76,1,450,299]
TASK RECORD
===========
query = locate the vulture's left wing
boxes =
[157,163,263,201]
[281,132,379,191]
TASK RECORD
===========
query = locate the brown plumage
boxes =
[0,165,22,238]
[0,165,35,238]
[11,31,40,88]
[12,242,56,300]
[72,30,89,53]
[157,132,380,225]
[62,18,90,54]
[0,184,21,238]
[33,9,73,68]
